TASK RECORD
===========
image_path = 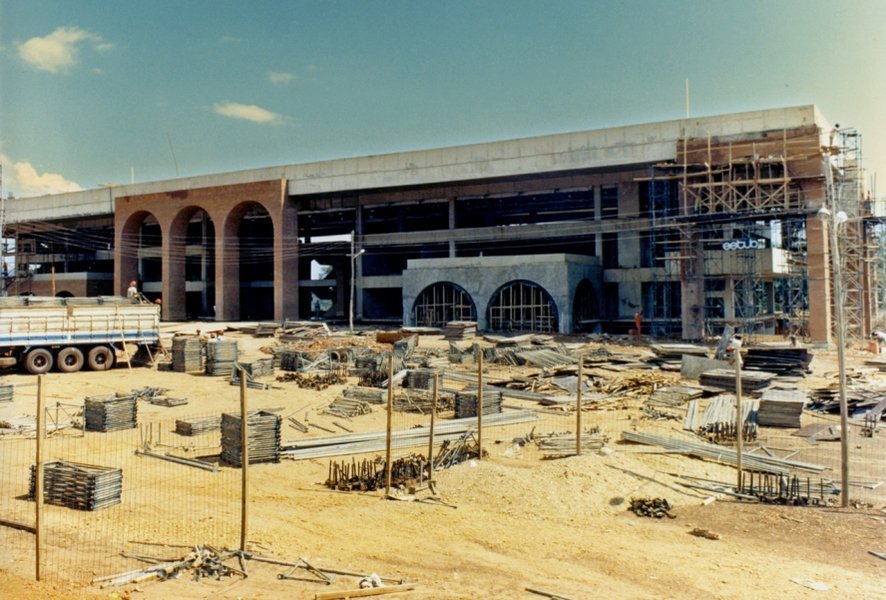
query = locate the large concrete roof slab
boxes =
[6,105,824,224]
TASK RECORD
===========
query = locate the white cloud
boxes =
[268,71,296,85]
[0,152,82,198]
[212,101,287,125]
[18,26,112,74]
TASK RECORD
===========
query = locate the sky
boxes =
[1,0,884,200]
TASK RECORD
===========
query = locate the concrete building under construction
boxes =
[2,105,880,344]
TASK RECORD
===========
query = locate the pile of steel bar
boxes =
[30,460,122,511]
[454,391,502,418]
[621,430,827,475]
[537,431,608,458]
[0,383,13,402]
[629,497,674,518]
[325,454,428,492]
[740,472,837,505]
[171,336,203,373]
[281,410,537,461]
[434,430,483,468]
[96,545,247,588]
[221,411,281,466]
[276,370,345,389]
[85,394,137,432]
[393,389,453,414]
[175,415,221,436]
[324,396,372,418]
[205,340,238,376]
[684,395,758,442]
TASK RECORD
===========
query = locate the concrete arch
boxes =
[412,281,477,327]
[486,279,558,333]
[218,201,277,320]
[572,278,600,332]
[55,290,74,298]
[116,210,161,299]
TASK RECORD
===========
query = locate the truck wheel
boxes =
[24,348,54,375]
[87,346,115,371]
[57,347,85,373]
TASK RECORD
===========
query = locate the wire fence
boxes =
[0,335,884,593]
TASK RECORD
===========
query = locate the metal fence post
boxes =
[239,366,249,552]
[35,374,45,580]
[385,355,394,497]
[477,352,483,460]
[576,354,583,456]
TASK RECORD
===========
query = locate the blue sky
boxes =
[1,0,884,198]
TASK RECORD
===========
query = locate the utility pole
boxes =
[349,231,364,333]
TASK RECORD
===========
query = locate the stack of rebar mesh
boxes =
[454,391,503,418]
[29,460,123,511]
[220,411,281,466]
[84,394,137,432]
[0,383,13,402]
[172,336,203,373]
[206,341,238,376]
[175,415,222,436]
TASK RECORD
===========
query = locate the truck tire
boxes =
[57,347,85,373]
[24,348,54,375]
[87,346,115,371]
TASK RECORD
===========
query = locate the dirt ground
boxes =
[1,324,884,600]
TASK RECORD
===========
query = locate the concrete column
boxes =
[807,215,832,344]
[355,206,364,319]
[724,277,735,320]
[273,204,298,321]
[216,219,240,322]
[593,186,602,256]
[680,232,705,340]
[162,220,187,321]
[448,197,456,257]
[114,226,138,298]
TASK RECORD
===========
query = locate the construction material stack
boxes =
[757,389,806,428]
[85,394,137,431]
[206,341,238,376]
[172,336,203,372]
[220,411,281,466]
[29,460,123,511]
[454,391,502,418]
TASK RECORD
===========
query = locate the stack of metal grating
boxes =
[454,391,503,418]
[175,415,222,436]
[172,336,203,372]
[220,411,281,466]
[404,369,435,390]
[276,350,303,371]
[29,460,123,511]
[0,383,13,402]
[206,341,239,376]
[85,394,137,432]
[756,389,806,427]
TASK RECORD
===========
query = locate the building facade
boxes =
[4,105,878,343]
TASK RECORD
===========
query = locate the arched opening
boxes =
[55,290,74,298]
[487,280,558,333]
[412,282,476,327]
[184,209,216,319]
[572,279,600,332]
[120,211,162,302]
[233,203,275,320]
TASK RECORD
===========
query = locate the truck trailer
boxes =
[0,296,161,374]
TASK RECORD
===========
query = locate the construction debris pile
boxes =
[95,545,247,588]
[808,385,886,419]
[629,497,675,518]
[30,460,123,511]
[221,411,281,466]
[276,370,345,389]
[536,429,609,458]
[85,394,137,432]
[131,386,187,407]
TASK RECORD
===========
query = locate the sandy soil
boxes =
[0,326,884,600]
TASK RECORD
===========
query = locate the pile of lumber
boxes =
[699,368,774,394]
[171,336,203,373]
[393,389,453,414]
[206,341,238,376]
[175,415,221,436]
[85,394,137,432]
[0,383,13,402]
[757,389,806,427]
[443,321,477,341]
[743,347,811,376]
[30,460,122,511]
[221,411,281,466]
[537,430,608,458]
[648,343,709,369]
[324,397,372,419]
[646,385,704,408]
[454,391,502,418]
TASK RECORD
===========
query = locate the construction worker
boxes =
[633,311,642,338]
[872,331,886,354]
[726,334,743,367]
[126,280,139,299]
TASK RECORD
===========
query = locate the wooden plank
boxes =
[314,583,416,600]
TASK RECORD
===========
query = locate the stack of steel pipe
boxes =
[29,460,123,511]
[85,394,137,432]
[220,411,281,466]
[206,341,238,376]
